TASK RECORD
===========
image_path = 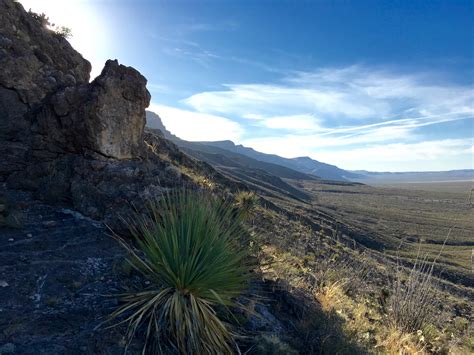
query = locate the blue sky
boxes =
[21,0,473,171]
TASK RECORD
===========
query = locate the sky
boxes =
[20,0,473,172]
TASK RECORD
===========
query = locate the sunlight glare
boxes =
[19,0,112,79]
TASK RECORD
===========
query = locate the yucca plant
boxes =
[109,190,254,354]
[235,191,259,222]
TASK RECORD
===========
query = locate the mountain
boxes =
[351,169,474,183]
[145,111,325,201]
[200,141,363,181]
[146,111,358,182]
[146,111,178,140]
[146,111,474,184]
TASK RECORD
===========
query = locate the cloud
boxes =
[183,65,474,125]
[180,64,473,170]
[161,46,222,68]
[152,64,473,171]
[148,104,243,142]
[314,139,473,172]
[257,114,324,131]
[240,137,472,171]
[175,21,239,34]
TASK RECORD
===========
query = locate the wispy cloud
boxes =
[184,65,474,122]
[149,104,243,142]
[173,20,239,35]
[161,46,222,68]
[250,114,325,131]
[314,139,473,172]
[151,65,473,170]
[159,42,281,72]
[240,137,472,171]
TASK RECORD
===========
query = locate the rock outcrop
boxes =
[0,0,91,179]
[35,59,150,159]
[0,0,224,224]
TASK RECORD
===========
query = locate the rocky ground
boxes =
[0,188,301,354]
[0,188,144,354]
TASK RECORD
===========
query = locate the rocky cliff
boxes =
[0,0,224,225]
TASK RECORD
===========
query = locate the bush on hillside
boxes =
[387,250,438,333]
[235,190,259,221]
[109,190,254,353]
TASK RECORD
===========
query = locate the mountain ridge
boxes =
[146,110,474,183]
[146,110,358,181]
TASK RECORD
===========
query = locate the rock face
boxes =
[0,191,142,353]
[83,60,150,159]
[0,0,91,180]
[35,59,150,159]
[0,0,224,224]
[0,0,90,107]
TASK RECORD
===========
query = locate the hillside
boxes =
[148,111,474,185]
[147,111,318,202]
[202,140,363,181]
[1,1,472,354]
[146,111,359,182]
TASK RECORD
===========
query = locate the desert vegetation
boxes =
[108,190,255,354]
[27,9,72,38]
[1,1,471,353]
[249,196,473,354]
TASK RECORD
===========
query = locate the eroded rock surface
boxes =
[0,190,143,354]
[35,59,150,159]
[0,0,222,224]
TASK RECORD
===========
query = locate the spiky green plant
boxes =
[110,190,254,354]
[235,191,259,222]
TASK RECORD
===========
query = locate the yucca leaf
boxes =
[109,189,255,354]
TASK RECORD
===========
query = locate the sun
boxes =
[19,0,113,79]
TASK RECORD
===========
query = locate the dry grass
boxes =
[388,255,437,334]
[258,239,453,354]
[375,326,425,354]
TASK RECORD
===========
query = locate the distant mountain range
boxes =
[350,169,474,184]
[146,111,360,182]
[146,110,474,184]
[201,140,364,181]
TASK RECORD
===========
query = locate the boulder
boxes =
[80,59,150,159]
[34,59,151,159]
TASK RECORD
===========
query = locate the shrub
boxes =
[54,26,72,39]
[28,10,50,27]
[387,250,438,333]
[28,10,72,39]
[109,190,254,354]
[235,191,259,221]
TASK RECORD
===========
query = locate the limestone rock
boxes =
[82,59,150,159]
[33,59,151,159]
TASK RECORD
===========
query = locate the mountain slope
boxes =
[147,111,474,184]
[200,141,362,181]
[146,111,315,201]
[146,111,357,181]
